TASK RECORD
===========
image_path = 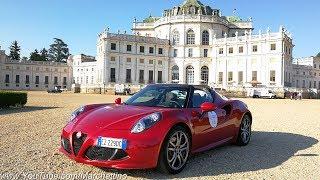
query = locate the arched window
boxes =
[172,65,179,83]
[201,66,209,85]
[202,30,209,45]
[186,65,194,84]
[172,31,180,45]
[186,30,195,45]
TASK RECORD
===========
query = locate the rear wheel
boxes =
[236,115,252,146]
[158,126,190,174]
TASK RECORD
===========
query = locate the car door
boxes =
[189,88,226,152]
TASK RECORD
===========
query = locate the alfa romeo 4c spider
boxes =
[60,84,252,174]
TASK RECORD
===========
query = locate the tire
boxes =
[158,126,191,174]
[236,114,252,146]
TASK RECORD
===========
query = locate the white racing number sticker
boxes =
[208,111,218,128]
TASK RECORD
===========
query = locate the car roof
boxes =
[147,84,211,90]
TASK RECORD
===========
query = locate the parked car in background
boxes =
[47,86,62,93]
[114,84,131,95]
[249,88,277,99]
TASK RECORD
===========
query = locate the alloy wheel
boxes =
[166,131,189,171]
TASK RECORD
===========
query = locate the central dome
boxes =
[181,0,205,8]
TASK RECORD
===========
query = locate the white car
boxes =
[114,84,131,95]
[252,88,277,99]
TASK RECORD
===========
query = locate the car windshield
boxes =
[125,86,189,108]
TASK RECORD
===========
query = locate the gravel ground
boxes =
[0,91,319,179]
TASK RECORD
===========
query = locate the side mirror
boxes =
[115,98,122,105]
[200,102,217,112]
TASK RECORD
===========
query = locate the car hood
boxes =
[73,104,160,131]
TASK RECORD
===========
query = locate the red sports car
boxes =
[60,84,252,174]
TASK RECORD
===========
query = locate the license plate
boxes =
[97,137,127,150]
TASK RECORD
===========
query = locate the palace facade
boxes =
[1,0,320,92]
[0,48,72,91]
[71,0,310,92]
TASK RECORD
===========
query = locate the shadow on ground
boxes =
[101,131,318,179]
[0,106,60,115]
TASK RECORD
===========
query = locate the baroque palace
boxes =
[1,0,320,92]
[70,0,320,92]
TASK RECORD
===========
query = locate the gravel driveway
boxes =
[0,92,319,179]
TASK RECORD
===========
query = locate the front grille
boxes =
[61,137,71,154]
[85,146,128,161]
[72,133,87,156]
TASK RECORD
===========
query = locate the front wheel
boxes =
[158,126,190,174]
[236,115,252,146]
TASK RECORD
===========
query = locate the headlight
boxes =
[69,106,85,122]
[131,112,162,133]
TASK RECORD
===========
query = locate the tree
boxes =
[316,52,320,57]
[9,41,21,60]
[29,49,43,61]
[40,48,49,61]
[21,56,28,61]
[48,38,70,62]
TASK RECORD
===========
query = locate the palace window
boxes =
[271,43,276,51]
[54,77,58,85]
[188,48,193,57]
[252,71,257,81]
[204,49,208,57]
[252,45,258,52]
[148,70,154,83]
[110,57,116,61]
[25,75,30,84]
[228,72,233,82]
[186,66,194,84]
[5,74,10,84]
[139,59,144,64]
[35,76,40,84]
[157,71,163,83]
[158,60,162,65]
[238,71,243,84]
[158,48,163,55]
[239,46,244,53]
[139,70,144,83]
[219,48,224,54]
[127,45,132,52]
[111,43,116,50]
[229,47,234,54]
[172,31,180,45]
[202,30,209,45]
[201,66,209,85]
[314,81,317,88]
[110,68,116,82]
[149,60,154,64]
[174,49,178,57]
[186,30,195,45]
[63,77,67,85]
[218,72,223,84]
[126,58,131,63]
[172,65,179,83]
[270,70,276,82]
[149,47,154,54]
[15,75,20,84]
[45,76,49,85]
[126,69,131,83]
[86,76,89,84]
[139,46,145,53]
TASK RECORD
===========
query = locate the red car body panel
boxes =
[60,85,251,169]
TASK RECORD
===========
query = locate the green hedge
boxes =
[0,91,28,108]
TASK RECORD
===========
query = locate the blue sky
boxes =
[0,0,319,58]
